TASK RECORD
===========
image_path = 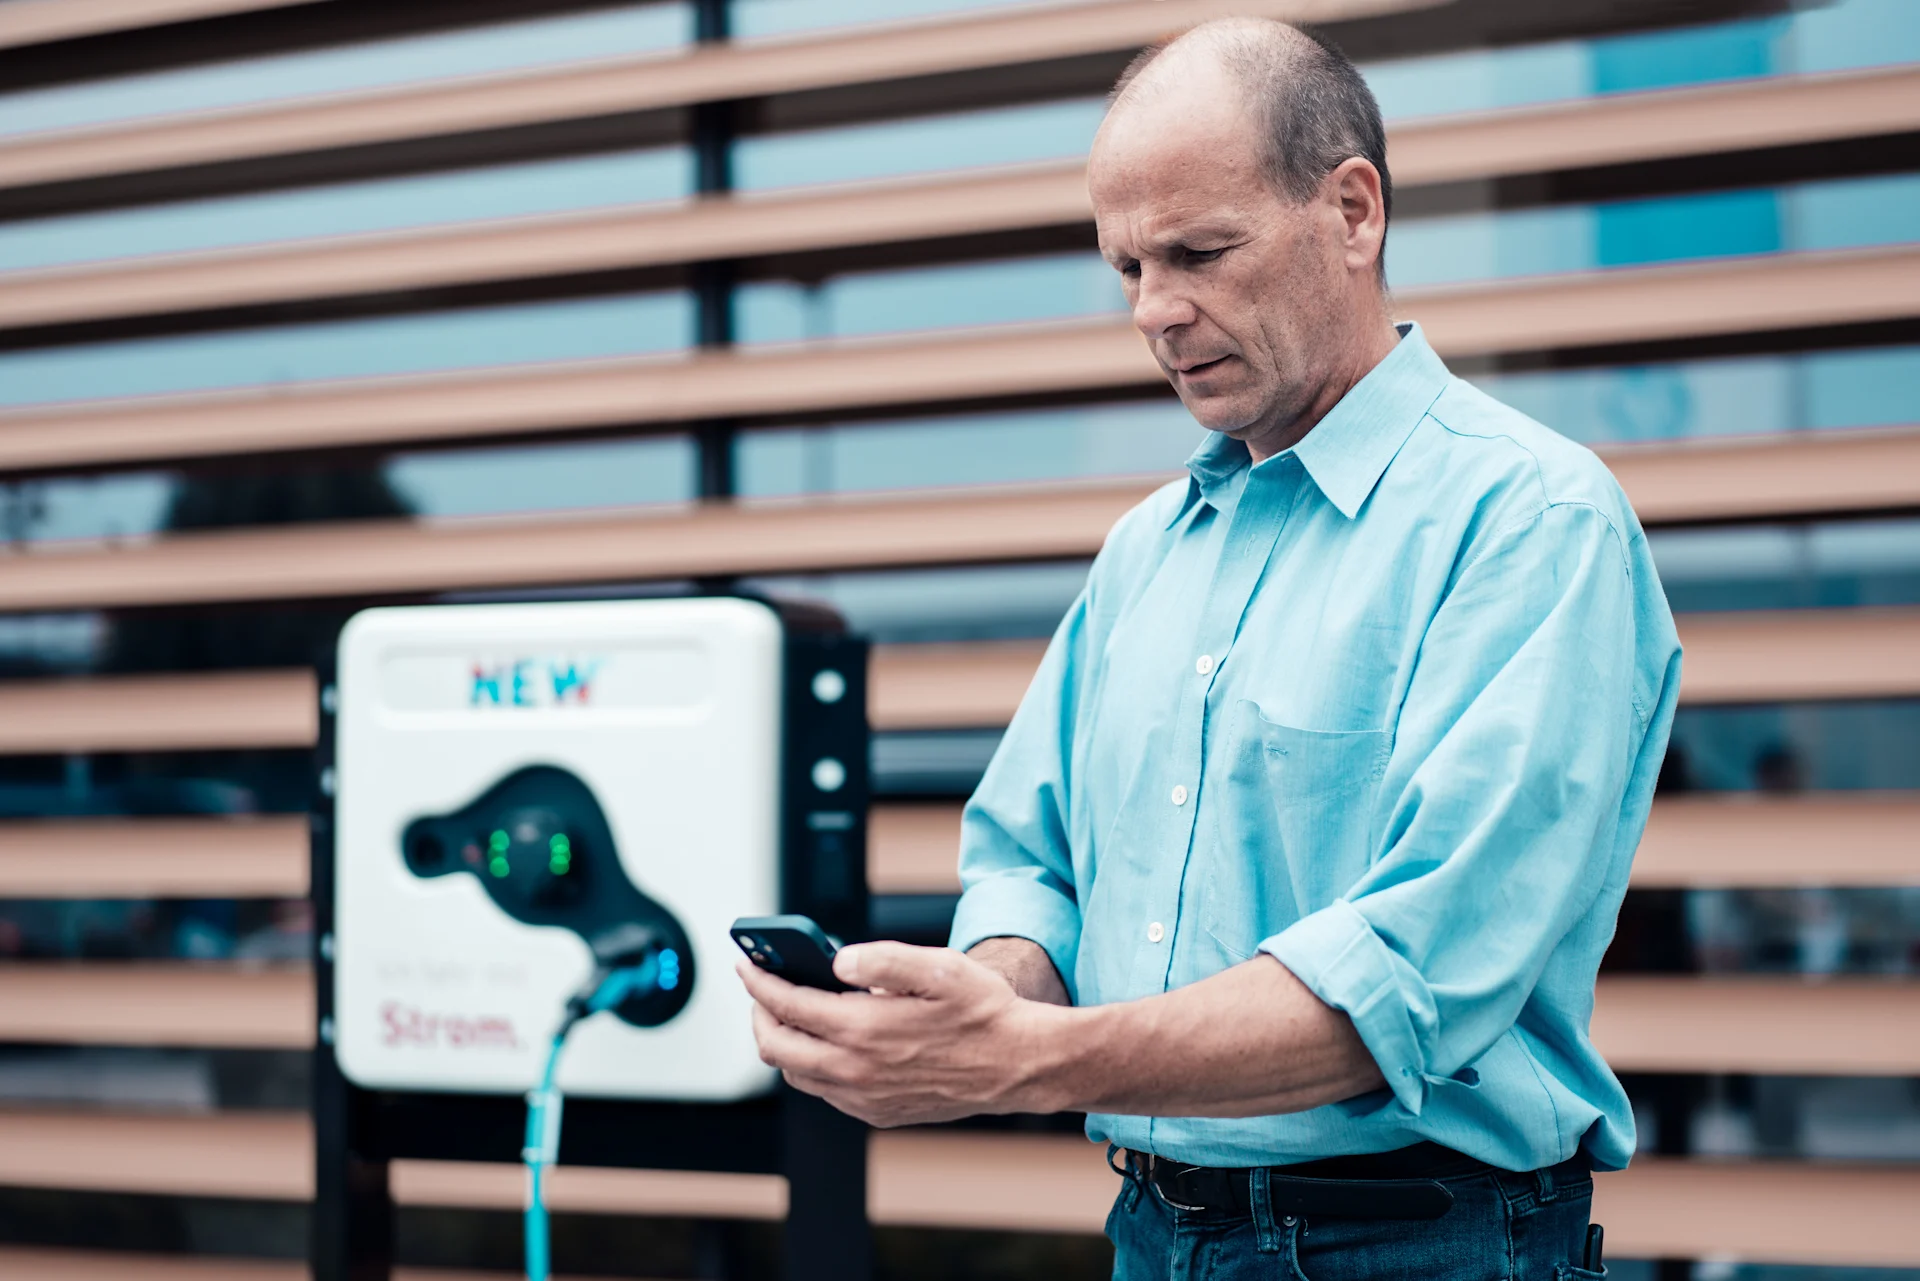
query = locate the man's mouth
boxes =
[1173,355,1232,376]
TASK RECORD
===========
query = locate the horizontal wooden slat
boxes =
[870,793,1920,895]
[0,0,313,48]
[2,1112,1917,1265]
[11,789,1907,903]
[0,964,310,1048]
[0,478,1154,613]
[869,639,1049,731]
[0,816,309,897]
[7,968,1912,1076]
[0,163,1093,335]
[0,1107,311,1199]
[0,1247,305,1281]
[3,790,1909,902]
[870,804,969,896]
[1679,607,1920,704]
[0,1250,636,1281]
[12,64,1917,336]
[0,0,1425,198]
[1415,244,1920,360]
[4,244,1915,475]
[859,606,1920,731]
[0,670,316,753]
[1594,1158,1920,1269]
[1389,62,1920,189]
[1591,977,1920,1076]
[1607,424,1920,525]
[1632,793,1920,888]
[0,605,1908,764]
[392,1158,787,1221]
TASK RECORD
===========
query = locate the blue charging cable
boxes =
[522,950,678,1281]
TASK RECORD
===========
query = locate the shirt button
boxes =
[1170,785,1189,807]
[1147,922,1165,943]
[1195,654,1215,676]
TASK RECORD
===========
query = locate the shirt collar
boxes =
[1169,323,1450,527]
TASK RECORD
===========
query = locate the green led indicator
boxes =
[488,855,510,878]
[489,829,510,853]
[548,833,572,875]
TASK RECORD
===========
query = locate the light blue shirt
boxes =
[949,324,1681,1173]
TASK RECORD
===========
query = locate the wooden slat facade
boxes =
[1,0,1915,1272]
[1,790,1912,902]
[6,246,1919,473]
[0,604,1908,757]
[9,64,1917,336]
[1,1115,1917,1267]
[3,970,1912,1077]
[0,430,1915,617]
[0,816,309,897]
[0,0,1433,199]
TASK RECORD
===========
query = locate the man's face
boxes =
[1089,82,1347,445]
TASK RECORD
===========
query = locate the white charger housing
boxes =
[332,597,784,1100]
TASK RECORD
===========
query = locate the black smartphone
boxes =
[730,914,858,993]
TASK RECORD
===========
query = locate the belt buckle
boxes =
[1146,1154,1210,1212]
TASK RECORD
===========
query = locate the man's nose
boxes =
[1130,266,1197,342]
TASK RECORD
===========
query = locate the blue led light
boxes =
[657,948,681,991]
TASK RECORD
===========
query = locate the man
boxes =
[739,18,1680,1277]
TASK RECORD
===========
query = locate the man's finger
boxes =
[751,1002,844,1079]
[833,940,970,996]
[737,958,859,1041]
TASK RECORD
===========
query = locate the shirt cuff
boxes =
[1259,899,1433,1117]
[948,873,1082,1005]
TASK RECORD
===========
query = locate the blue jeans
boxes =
[1107,1152,1604,1280]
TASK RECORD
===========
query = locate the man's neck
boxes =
[1244,317,1402,464]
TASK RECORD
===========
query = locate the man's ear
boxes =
[1326,156,1387,277]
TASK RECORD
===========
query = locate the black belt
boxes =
[1124,1141,1506,1222]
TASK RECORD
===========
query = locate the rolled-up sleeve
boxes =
[948,586,1094,1002]
[1261,501,1651,1115]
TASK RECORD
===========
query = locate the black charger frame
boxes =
[311,598,873,1281]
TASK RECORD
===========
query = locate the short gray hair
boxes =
[1111,20,1391,279]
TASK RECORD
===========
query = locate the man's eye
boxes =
[1183,248,1225,265]
[1116,260,1141,278]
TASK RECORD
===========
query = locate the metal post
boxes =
[311,679,394,1281]
[781,1090,873,1281]
[692,0,737,504]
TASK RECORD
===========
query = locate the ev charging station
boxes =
[311,596,872,1280]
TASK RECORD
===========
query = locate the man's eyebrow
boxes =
[1138,222,1243,252]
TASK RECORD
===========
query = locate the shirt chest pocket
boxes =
[1202,700,1391,961]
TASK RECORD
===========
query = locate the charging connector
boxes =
[522,932,677,1281]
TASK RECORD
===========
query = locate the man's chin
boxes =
[1176,390,1261,436]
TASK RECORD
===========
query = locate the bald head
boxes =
[1087,18,1399,462]
[1107,19,1391,273]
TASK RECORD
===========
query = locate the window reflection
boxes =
[1388,172,1920,289]
[1367,0,1920,120]
[738,251,1121,343]
[0,148,693,272]
[0,4,693,137]
[1652,520,1920,614]
[737,400,1196,498]
[0,435,696,550]
[0,291,694,406]
[1665,700,1920,794]
[1471,344,1920,445]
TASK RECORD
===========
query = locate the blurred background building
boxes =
[0,0,1917,1276]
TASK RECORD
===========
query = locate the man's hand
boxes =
[737,941,1064,1128]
